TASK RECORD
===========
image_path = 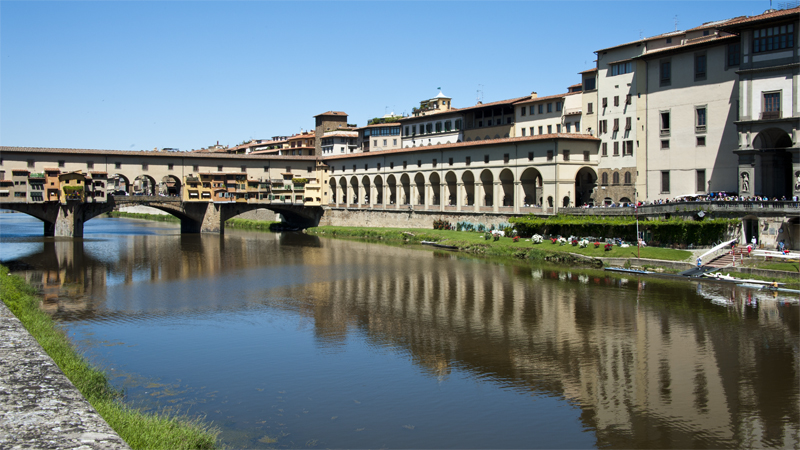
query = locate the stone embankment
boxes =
[0,301,128,449]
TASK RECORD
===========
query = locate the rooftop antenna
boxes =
[476,84,484,104]
[639,29,643,39]
[674,15,679,32]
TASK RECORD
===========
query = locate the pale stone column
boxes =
[439,181,446,210]
[424,183,431,209]
[493,181,500,212]
[456,182,463,212]
[513,181,521,214]
[475,183,482,212]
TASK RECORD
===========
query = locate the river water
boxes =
[1,212,798,449]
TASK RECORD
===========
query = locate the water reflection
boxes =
[1,214,798,449]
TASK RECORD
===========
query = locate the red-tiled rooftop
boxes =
[322,133,599,161]
[720,7,799,29]
[314,111,347,117]
[0,146,320,160]
[513,92,575,106]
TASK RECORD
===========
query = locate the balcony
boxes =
[760,111,781,120]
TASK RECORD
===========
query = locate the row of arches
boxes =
[328,168,597,209]
[108,174,182,196]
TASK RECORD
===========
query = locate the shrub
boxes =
[513,236,520,243]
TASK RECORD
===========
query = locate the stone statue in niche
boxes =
[741,172,750,192]
[795,171,800,191]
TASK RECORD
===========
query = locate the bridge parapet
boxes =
[560,201,800,218]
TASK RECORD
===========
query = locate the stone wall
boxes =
[319,207,516,229]
[232,208,280,222]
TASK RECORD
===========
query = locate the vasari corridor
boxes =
[2,1,800,449]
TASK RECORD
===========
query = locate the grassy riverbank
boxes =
[107,211,179,222]
[224,218,281,231]
[307,226,693,263]
[0,265,218,450]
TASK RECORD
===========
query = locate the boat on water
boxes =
[604,267,654,275]
[420,241,459,250]
[702,273,785,286]
[736,283,800,294]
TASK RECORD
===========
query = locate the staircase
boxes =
[705,249,746,268]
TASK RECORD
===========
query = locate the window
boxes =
[752,24,794,53]
[87,161,94,169]
[661,171,670,193]
[365,164,369,171]
[763,92,781,119]
[529,106,535,115]
[403,161,407,169]
[374,140,378,146]
[547,125,552,134]
[528,152,534,161]
[624,141,633,156]
[193,165,199,172]
[521,107,526,116]
[405,126,410,135]
[563,150,570,161]
[58,160,65,168]
[584,77,596,90]
[538,126,543,135]
[697,136,706,146]
[546,150,554,161]
[435,122,442,133]
[547,103,553,113]
[432,159,437,167]
[625,172,632,185]
[390,162,394,169]
[696,107,707,132]
[417,160,421,167]
[612,172,620,185]
[538,105,544,114]
[448,158,453,165]
[503,153,509,163]
[602,143,608,156]
[602,97,608,108]
[696,169,706,192]
[142,163,148,171]
[352,165,356,172]
[601,172,608,185]
[694,53,707,80]
[565,123,571,132]
[556,124,561,133]
[583,151,590,161]
[529,127,534,136]
[377,163,381,170]
[727,42,741,66]
[614,96,619,107]
[426,123,433,133]
[521,128,526,136]
[587,102,593,114]
[613,118,619,132]
[393,139,397,145]
[241,165,246,173]
[307,166,313,173]
[28,160,34,168]
[610,61,633,76]
[613,142,619,156]
[666,37,672,44]
[484,155,489,164]
[444,120,452,132]
[625,117,631,130]
[455,119,462,130]
[600,120,607,135]
[383,139,387,146]
[556,101,562,112]
[660,60,671,86]
[660,111,670,135]
[465,156,471,165]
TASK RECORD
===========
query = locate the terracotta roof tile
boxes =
[322,133,598,161]
[513,92,571,106]
[638,34,736,57]
[720,7,799,28]
[579,68,598,74]
[314,111,347,117]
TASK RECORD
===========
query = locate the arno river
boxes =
[1,212,798,449]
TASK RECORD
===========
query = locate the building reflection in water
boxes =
[8,232,799,449]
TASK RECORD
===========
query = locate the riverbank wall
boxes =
[319,207,515,228]
[0,300,129,449]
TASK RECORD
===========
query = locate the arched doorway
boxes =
[499,169,514,206]
[753,128,793,198]
[400,174,411,205]
[461,171,475,206]
[575,167,597,206]
[374,175,384,205]
[414,173,425,205]
[445,171,457,206]
[133,175,156,196]
[429,172,441,206]
[520,168,542,207]
[480,170,493,207]
[361,176,371,204]
[387,175,397,205]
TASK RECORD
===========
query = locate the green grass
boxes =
[107,211,180,222]
[308,226,693,262]
[741,259,800,273]
[0,265,218,449]
[224,218,281,231]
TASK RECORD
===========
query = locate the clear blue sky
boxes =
[0,1,774,151]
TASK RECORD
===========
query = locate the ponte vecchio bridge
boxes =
[0,146,327,236]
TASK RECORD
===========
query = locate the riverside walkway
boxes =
[0,301,128,449]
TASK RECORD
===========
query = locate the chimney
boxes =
[531,92,538,99]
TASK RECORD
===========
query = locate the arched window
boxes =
[612,172,620,185]
[601,173,608,185]
[624,171,631,184]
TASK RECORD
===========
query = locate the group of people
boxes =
[579,193,800,209]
